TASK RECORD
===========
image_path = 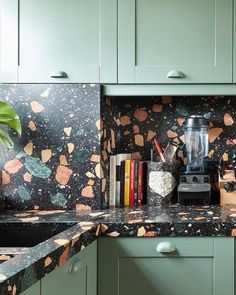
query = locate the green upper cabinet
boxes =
[233,0,236,82]
[0,0,18,82]
[118,0,233,84]
[18,0,117,83]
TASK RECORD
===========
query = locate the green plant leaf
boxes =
[0,100,21,136]
[0,128,14,149]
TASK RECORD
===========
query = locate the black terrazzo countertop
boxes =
[1,204,236,294]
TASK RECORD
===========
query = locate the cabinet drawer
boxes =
[116,237,214,257]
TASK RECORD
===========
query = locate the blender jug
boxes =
[184,115,209,173]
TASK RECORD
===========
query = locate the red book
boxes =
[129,160,135,206]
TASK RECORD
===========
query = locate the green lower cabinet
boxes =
[98,237,235,295]
[41,241,97,295]
[20,240,97,295]
[20,281,40,295]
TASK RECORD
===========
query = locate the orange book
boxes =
[124,160,131,206]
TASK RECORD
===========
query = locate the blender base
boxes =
[178,174,211,205]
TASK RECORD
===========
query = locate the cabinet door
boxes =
[19,0,117,83]
[98,237,235,295]
[41,241,97,295]
[233,0,236,82]
[20,281,40,295]
[120,257,213,295]
[118,0,233,84]
[0,0,18,82]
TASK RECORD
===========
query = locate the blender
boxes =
[178,115,211,205]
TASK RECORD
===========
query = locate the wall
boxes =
[0,84,105,210]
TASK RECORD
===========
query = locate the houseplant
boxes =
[0,101,21,149]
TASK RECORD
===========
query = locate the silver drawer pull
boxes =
[167,70,185,79]
[68,258,83,273]
[156,241,176,253]
[50,71,68,78]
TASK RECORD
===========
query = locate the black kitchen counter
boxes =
[1,204,236,294]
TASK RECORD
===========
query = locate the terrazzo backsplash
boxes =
[101,95,236,204]
[102,96,236,160]
[0,84,105,210]
[1,89,236,210]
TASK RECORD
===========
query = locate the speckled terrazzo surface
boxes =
[0,84,105,210]
[102,96,236,164]
[100,96,236,207]
[1,205,236,294]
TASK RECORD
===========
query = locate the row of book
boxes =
[109,153,147,207]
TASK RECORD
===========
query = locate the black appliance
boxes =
[178,115,213,205]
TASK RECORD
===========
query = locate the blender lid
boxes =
[184,115,208,128]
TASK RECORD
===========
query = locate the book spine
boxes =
[109,155,116,207]
[134,161,139,205]
[116,154,131,206]
[129,160,135,206]
[120,161,126,207]
[115,165,121,206]
[138,162,143,205]
[142,161,147,205]
[124,160,131,206]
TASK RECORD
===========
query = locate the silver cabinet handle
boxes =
[68,258,83,273]
[156,241,176,253]
[50,71,68,78]
[167,70,185,79]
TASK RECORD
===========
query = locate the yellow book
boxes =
[124,160,131,206]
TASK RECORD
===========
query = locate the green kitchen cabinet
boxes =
[41,241,97,295]
[18,0,117,83]
[118,0,233,84]
[98,237,235,295]
[233,0,236,83]
[0,0,18,82]
[20,281,40,295]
